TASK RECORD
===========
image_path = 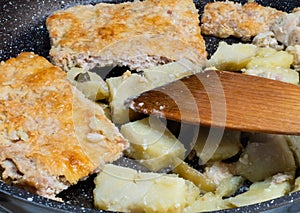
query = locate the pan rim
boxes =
[1,0,300,212]
[1,180,300,213]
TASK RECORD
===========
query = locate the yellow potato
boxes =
[106,60,200,124]
[244,66,299,84]
[227,174,292,207]
[184,192,232,213]
[173,160,217,193]
[94,164,200,213]
[207,42,258,71]
[235,133,296,182]
[121,117,186,171]
[67,67,109,100]
[194,127,241,163]
[246,49,294,69]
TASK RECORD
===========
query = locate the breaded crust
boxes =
[201,1,285,40]
[46,0,207,71]
[0,52,128,199]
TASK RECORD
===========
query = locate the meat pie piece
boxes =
[201,1,285,40]
[46,0,207,71]
[0,52,128,200]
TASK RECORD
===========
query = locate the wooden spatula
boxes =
[126,70,300,135]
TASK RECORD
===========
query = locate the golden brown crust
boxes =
[201,1,285,40]
[0,52,128,199]
[46,0,207,70]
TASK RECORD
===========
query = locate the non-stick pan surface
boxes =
[1,0,300,212]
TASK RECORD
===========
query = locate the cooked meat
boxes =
[46,0,207,71]
[201,1,285,40]
[0,52,128,200]
[252,31,283,50]
[271,10,300,46]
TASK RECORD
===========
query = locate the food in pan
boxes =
[0,52,128,200]
[234,133,296,182]
[106,59,200,124]
[227,174,292,207]
[67,67,109,101]
[200,1,285,40]
[92,1,300,211]
[2,0,300,212]
[206,42,258,71]
[120,117,186,171]
[207,42,299,84]
[286,45,300,69]
[255,8,300,69]
[271,9,300,47]
[46,0,207,71]
[93,164,200,212]
[193,127,241,163]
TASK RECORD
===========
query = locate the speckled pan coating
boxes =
[1,0,300,213]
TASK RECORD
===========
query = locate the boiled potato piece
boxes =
[246,49,294,69]
[244,47,298,84]
[194,127,241,163]
[244,66,299,84]
[174,161,242,196]
[227,174,292,207]
[285,136,300,167]
[106,60,200,124]
[254,47,277,57]
[204,162,234,185]
[207,42,298,84]
[67,67,109,100]
[207,42,258,71]
[143,58,201,86]
[106,71,151,124]
[184,192,232,213]
[184,176,243,212]
[216,176,244,198]
[94,164,200,213]
[173,160,217,193]
[286,45,300,68]
[235,133,296,182]
[293,176,300,192]
[120,117,186,171]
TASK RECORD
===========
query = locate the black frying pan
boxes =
[1,0,300,212]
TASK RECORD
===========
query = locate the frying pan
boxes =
[1,0,300,212]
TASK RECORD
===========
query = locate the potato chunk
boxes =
[244,66,299,84]
[106,60,200,124]
[94,164,200,213]
[246,48,294,69]
[216,176,244,198]
[67,67,109,100]
[293,176,300,192]
[227,174,292,207]
[286,45,300,68]
[207,42,298,84]
[194,127,241,163]
[244,47,298,84]
[184,192,232,213]
[235,133,296,182]
[120,117,186,171]
[106,71,151,124]
[143,59,201,86]
[184,176,243,212]
[173,160,217,193]
[207,42,258,71]
[286,135,300,167]
[204,162,234,185]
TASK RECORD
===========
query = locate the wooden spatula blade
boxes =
[127,70,300,135]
